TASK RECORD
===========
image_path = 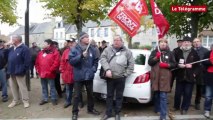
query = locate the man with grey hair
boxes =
[7,35,31,108]
[100,35,134,120]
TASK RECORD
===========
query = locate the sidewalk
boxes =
[0,78,211,120]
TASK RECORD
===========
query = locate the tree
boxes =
[40,0,113,35]
[0,0,17,25]
[154,0,213,39]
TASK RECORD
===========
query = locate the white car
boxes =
[93,49,152,104]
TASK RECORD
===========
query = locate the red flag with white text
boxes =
[150,0,170,39]
[108,0,148,37]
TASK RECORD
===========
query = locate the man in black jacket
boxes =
[173,36,200,115]
[99,40,107,54]
[193,38,209,110]
[172,39,183,89]
[0,40,8,102]
[29,42,40,78]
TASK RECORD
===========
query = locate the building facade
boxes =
[10,19,213,50]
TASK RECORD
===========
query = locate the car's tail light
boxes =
[133,72,150,84]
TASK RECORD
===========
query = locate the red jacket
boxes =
[35,47,60,79]
[60,48,74,84]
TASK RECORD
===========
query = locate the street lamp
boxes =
[25,0,30,91]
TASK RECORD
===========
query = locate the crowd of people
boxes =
[148,36,213,120]
[0,33,213,120]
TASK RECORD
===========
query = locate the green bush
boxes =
[139,45,152,50]
[132,44,139,49]
[132,44,152,50]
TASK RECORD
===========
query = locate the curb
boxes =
[2,115,211,120]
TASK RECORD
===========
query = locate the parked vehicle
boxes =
[93,49,152,103]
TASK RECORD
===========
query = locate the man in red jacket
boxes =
[35,39,60,105]
[60,39,75,108]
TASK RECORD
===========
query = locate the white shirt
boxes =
[14,43,23,50]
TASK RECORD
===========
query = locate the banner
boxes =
[150,0,170,39]
[108,0,148,37]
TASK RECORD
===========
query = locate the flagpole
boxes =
[171,58,211,71]
[153,24,162,62]
[150,0,170,62]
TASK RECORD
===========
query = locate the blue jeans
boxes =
[154,91,167,119]
[204,85,213,111]
[65,83,74,104]
[0,69,7,98]
[40,78,57,101]
[174,81,194,111]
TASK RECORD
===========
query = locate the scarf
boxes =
[181,47,191,60]
[79,43,88,51]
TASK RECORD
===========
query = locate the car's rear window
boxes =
[134,54,146,65]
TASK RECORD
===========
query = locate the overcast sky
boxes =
[0,0,55,35]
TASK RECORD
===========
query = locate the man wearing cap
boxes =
[171,39,183,89]
[60,40,70,55]
[173,39,183,57]
[60,38,76,108]
[29,42,41,78]
[173,36,200,115]
[192,38,209,110]
[0,40,9,102]
[69,32,100,120]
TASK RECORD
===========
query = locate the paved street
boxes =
[0,78,212,119]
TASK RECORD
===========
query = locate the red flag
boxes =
[108,0,148,37]
[150,0,170,39]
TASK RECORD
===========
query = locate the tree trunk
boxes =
[190,0,200,40]
[190,13,199,39]
[127,36,132,49]
[75,0,83,39]
[76,20,83,36]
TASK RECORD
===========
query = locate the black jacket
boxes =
[29,46,40,61]
[174,47,200,83]
[193,46,209,84]
[0,48,8,69]
[172,47,181,78]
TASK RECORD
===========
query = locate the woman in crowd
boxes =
[148,38,176,120]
